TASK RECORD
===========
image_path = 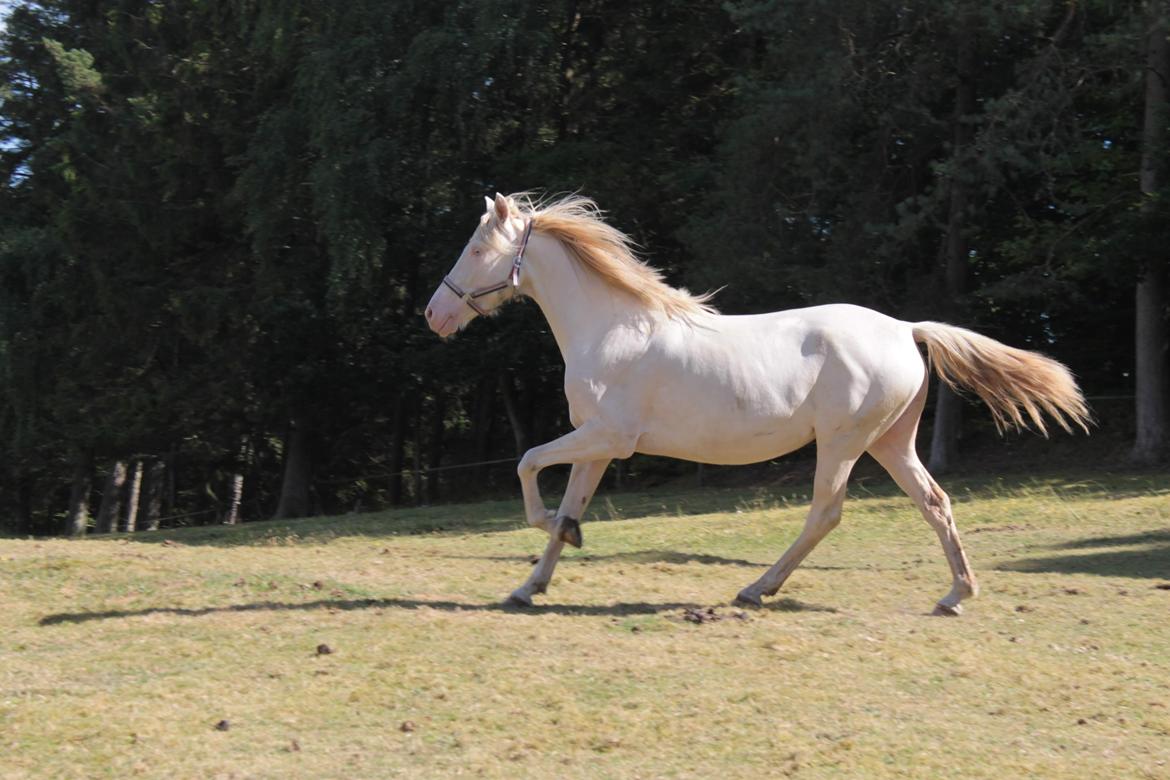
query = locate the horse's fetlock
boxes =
[960,576,979,599]
[558,516,583,548]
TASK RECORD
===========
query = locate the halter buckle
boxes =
[510,256,522,288]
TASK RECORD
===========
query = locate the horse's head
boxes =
[424,193,531,338]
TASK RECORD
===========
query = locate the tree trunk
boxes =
[929,29,976,474]
[520,372,541,450]
[225,473,245,524]
[472,376,495,484]
[65,447,93,537]
[274,420,313,519]
[164,448,177,517]
[426,393,446,504]
[412,395,425,504]
[1133,7,1169,464]
[387,392,406,505]
[123,460,144,532]
[612,459,627,491]
[225,439,251,525]
[498,371,529,458]
[928,385,962,473]
[139,460,165,531]
[15,473,33,536]
[94,460,127,534]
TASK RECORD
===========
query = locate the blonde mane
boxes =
[507,193,717,319]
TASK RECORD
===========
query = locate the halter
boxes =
[442,220,533,317]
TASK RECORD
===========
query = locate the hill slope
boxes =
[3,473,1169,778]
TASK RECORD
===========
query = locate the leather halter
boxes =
[442,220,533,317]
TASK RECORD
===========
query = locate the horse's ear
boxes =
[483,195,494,215]
[493,192,511,221]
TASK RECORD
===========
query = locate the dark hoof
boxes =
[931,602,963,617]
[505,591,534,608]
[558,516,583,549]
[734,591,763,608]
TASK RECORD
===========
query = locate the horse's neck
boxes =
[521,235,648,364]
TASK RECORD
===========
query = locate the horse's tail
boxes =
[912,321,1091,436]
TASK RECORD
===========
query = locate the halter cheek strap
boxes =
[443,219,533,317]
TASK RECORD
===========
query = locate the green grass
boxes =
[3,471,1170,778]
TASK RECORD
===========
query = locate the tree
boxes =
[94,460,126,534]
[929,15,978,474]
[1,0,1161,535]
[692,1,1148,467]
[64,447,92,536]
[1132,3,1169,464]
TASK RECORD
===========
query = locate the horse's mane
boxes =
[508,193,718,319]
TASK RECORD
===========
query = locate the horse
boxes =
[424,193,1089,615]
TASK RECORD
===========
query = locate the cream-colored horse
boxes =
[425,193,1089,614]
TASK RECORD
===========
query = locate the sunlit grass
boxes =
[3,471,1169,778]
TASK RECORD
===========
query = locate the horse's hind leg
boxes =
[735,443,860,607]
[867,399,978,616]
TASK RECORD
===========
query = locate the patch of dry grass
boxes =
[3,472,1170,778]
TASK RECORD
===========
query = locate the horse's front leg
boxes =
[508,459,609,607]
[516,420,632,539]
[509,421,633,606]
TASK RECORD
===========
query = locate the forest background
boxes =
[1,0,1166,537]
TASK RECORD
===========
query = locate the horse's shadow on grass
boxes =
[440,550,767,567]
[998,527,1170,580]
[437,549,864,573]
[38,594,837,626]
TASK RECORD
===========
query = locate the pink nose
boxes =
[425,286,459,336]
[424,305,446,334]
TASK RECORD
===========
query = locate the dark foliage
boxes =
[0,0,1165,534]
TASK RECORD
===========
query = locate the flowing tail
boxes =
[913,322,1091,436]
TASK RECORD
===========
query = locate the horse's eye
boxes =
[470,247,483,258]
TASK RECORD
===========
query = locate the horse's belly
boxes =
[635,415,815,465]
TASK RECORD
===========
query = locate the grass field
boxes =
[3,470,1170,778]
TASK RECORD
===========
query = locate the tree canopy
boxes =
[1,0,1166,535]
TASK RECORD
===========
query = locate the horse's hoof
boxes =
[505,591,534,608]
[932,602,963,617]
[558,517,583,549]
[734,590,763,608]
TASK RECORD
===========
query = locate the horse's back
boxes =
[628,304,924,463]
[706,303,919,375]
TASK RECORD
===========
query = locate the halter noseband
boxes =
[442,220,533,317]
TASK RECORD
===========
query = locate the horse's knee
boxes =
[517,451,538,479]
